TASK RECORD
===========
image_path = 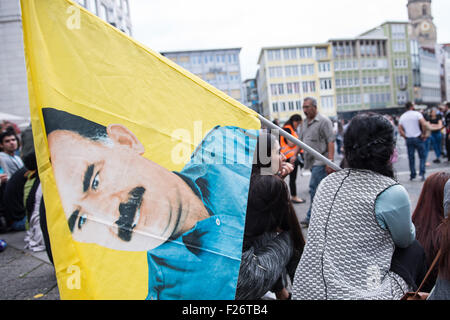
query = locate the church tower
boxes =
[407,0,437,48]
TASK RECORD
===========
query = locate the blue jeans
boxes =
[306,165,328,221]
[431,131,442,159]
[406,137,426,179]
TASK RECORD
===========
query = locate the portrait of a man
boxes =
[42,107,258,300]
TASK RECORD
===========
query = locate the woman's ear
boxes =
[106,124,145,155]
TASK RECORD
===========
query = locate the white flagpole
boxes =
[257,114,342,172]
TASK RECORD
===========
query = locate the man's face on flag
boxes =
[47,124,190,251]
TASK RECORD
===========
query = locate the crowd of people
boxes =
[0,121,52,262]
[256,99,449,300]
[1,99,449,300]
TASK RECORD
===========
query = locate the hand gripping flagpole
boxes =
[257,115,342,172]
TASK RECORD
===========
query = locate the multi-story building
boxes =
[161,48,244,103]
[330,36,393,119]
[437,43,450,102]
[417,46,441,105]
[0,0,132,120]
[242,78,260,114]
[256,44,337,122]
[360,22,415,112]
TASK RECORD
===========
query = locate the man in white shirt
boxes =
[398,102,428,181]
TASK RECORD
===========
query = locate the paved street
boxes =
[0,135,448,300]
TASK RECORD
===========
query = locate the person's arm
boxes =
[326,141,335,174]
[419,117,428,141]
[429,119,443,131]
[398,124,406,139]
[375,184,415,248]
[235,232,293,300]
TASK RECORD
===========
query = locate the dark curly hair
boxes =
[344,113,395,178]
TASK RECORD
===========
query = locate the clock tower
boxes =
[407,0,437,48]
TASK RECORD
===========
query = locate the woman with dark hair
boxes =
[412,172,450,292]
[428,179,450,300]
[236,130,305,300]
[292,113,425,300]
[280,114,305,204]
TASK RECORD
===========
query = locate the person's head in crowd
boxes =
[344,113,396,178]
[0,128,20,156]
[412,172,450,268]
[405,101,414,111]
[22,151,37,172]
[246,130,304,251]
[302,97,318,121]
[284,114,303,130]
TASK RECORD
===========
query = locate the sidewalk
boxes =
[0,230,60,300]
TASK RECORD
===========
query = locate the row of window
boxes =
[189,54,239,65]
[272,101,303,112]
[204,74,240,83]
[267,47,327,61]
[271,97,334,113]
[394,59,409,69]
[270,79,333,96]
[336,92,391,106]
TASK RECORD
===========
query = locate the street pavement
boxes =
[0,135,448,300]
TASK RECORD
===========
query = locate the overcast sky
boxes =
[129,0,450,80]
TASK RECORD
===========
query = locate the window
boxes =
[320,78,332,90]
[316,47,328,60]
[296,100,302,110]
[272,102,279,112]
[318,62,330,73]
[270,84,278,96]
[277,84,285,95]
[267,49,281,61]
[299,47,313,58]
[284,48,297,60]
[393,41,407,52]
[321,96,334,110]
[285,65,299,77]
[280,102,286,111]
[88,0,97,14]
[302,81,316,93]
[293,82,300,93]
[287,83,293,94]
[288,101,295,111]
[99,3,107,21]
[269,66,283,78]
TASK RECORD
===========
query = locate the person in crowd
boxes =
[0,129,24,178]
[442,102,450,162]
[299,97,335,227]
[292,113,426,300]
[236,130,304,300]
[412,171,450,292]
[428,107,444,164]
[428,179,450,300]
[335,120,344,156]
[422,109,433,167]
[280,114,305,204]
[398,102,427,181]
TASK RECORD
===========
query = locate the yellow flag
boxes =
[21,0,260,299]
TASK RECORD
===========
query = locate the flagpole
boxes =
[257,114,342,172]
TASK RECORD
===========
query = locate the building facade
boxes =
[440,44,450,102]
[161,48,244,103]
[256,44,337,122]
[242,78,260,113]
[0,0,29,119]
[0,0,132,120]
[360,22,415,112]
[330,36,394,119]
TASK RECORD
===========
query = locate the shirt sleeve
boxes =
[322,119,336,144]
[375,184,416,248]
